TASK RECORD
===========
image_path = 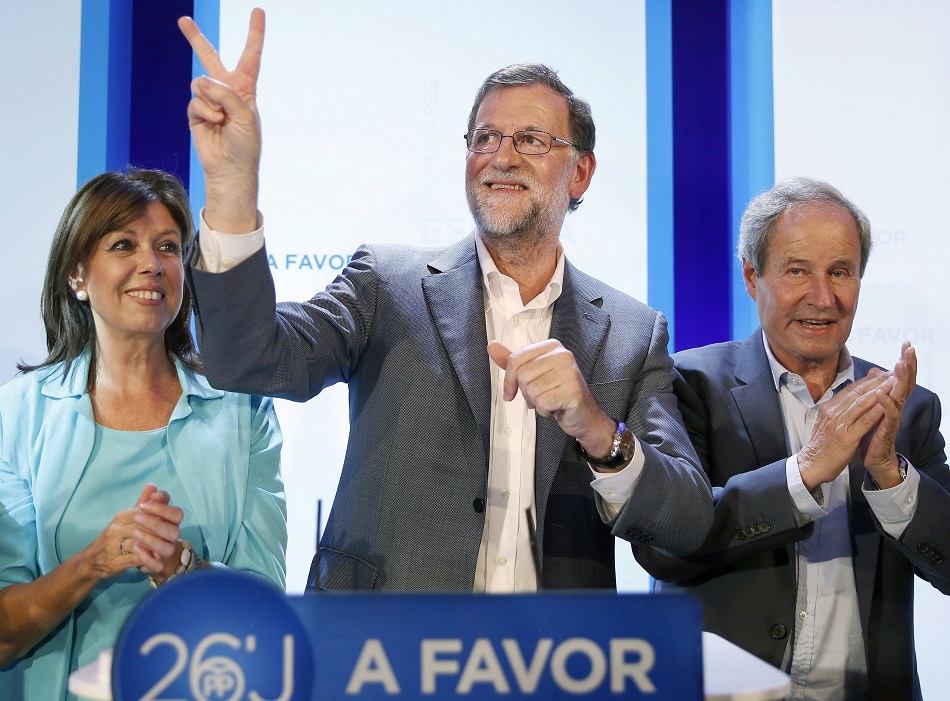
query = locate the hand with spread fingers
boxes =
[178,8,265,234]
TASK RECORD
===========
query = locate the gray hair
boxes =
[467,63,595,212]
[738,176,872,277]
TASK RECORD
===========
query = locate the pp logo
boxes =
[113,570,313,700]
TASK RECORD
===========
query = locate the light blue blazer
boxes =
[0,351,287,700]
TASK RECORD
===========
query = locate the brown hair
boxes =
[20,168,200,383]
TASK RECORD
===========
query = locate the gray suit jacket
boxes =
[187,235,712,591]
[639,330,950,700]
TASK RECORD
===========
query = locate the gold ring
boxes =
[119,538,129,556]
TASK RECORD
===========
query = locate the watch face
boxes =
[618,428,635,460]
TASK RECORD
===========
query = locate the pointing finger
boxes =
[487,340,511,370]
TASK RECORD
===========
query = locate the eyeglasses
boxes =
[464,128,576,155]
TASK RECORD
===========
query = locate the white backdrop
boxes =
[0,3,81,380]
[772,2,950,693]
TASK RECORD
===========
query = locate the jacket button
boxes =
[735,529,746,541]
[770,624,788,640]
[472,498,486,513]
[919,540,944,564]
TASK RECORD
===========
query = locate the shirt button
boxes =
[799,611,808,621]
[906,495,915,504]
[802,542,813,551]
[497,556,507,566]
[502,489,510,500]
[504,426,513,436]
[222,257,234,268]
[602,489,614,496]
[513,318,520,326]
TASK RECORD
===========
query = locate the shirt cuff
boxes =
[588,436,645,520]
[861,460,920,539]
[787,454,828,525]
[196,208,265,273]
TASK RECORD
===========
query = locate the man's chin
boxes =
[473,212,531,240]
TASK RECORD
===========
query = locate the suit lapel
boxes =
[535,262,609,530]
[732,331,790,467]
[422,236,492,462]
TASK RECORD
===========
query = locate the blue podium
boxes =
[108,569,704,700]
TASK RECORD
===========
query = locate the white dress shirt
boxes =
[763,338,920,700]
[197,216,643,593]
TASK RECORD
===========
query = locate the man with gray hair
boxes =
[178,9,712,592]
[641,176,950,699]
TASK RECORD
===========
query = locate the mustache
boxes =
[475,168,537,189]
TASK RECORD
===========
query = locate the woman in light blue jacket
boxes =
[0,169,287,700]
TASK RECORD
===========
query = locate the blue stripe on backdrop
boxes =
[129,0,194,184]
[728,0,774,341]
[645,0,677,350]
[78,0,131,185]
[78,0,194,189]
[646,0,775,351]
[670,0,732,352]
[188,0,220,215]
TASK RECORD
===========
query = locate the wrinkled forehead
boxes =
[769,201,862,262]
[473,84,571,133]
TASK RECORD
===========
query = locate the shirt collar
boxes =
[761,332,855,393]
[39,347,224,403]
[474,234,565,311]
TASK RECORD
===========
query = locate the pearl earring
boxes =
[69,276,86,301]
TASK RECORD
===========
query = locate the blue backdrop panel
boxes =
[78,0,194,188]
[671,0,732,351]
[646,0,676,348]
[129,0,194,179]
[728,0,774,340]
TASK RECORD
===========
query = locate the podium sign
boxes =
[289,590,702,699]
[113,570,702,700]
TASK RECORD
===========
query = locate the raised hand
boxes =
[178,8,265,233]
[487,339,617,459]
[860,343,917,488]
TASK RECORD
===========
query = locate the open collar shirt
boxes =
[764,337,920,700]
[198,216,643,593]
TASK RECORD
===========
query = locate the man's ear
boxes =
[569,152,596,201]
[742,259,758,301]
